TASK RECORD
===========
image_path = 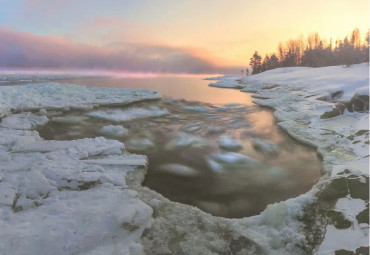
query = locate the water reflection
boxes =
[57,76,255,106]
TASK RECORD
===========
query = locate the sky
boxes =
[0,0,369,74]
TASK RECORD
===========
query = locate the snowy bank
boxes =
[217,63,369,254]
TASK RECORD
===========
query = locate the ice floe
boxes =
[164,132,207,150]
[87,106,168,122]
[0,112,48,130]
[126,138,155,152]
[100,125,129,137]
[207,152,260,173]
[219,136,243,151]
[0,83,160,117]
[157,163,199,177]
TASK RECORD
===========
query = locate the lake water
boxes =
[38,75,322,218]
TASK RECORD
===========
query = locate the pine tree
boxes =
[249,51,262,74]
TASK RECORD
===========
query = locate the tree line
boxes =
[249,28,369,74]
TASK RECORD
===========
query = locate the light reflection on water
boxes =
[57,76,254,106]
[38,76,321,218]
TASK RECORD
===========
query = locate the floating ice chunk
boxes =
[158,163,199,177]
[212,152,259,165]
[164,132,207,150]
[87,106,168,122]
[219,136,243,151]
[252,138,279,156]
[207,152,260,173]
[126,138,155,152]
[51,116,89,124]
[100,125,129,137]
[0,113,48,130]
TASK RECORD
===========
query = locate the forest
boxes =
[249,28,370,74]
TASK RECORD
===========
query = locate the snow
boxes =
[0,112,48,130]
[318,198,368,254]
[87,106,168,122]
[100,125,129,137]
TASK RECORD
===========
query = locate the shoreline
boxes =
[210,63,369,254]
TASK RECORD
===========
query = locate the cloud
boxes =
[0,27,239,74]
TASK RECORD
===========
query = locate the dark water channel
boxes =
[37,76,322,218]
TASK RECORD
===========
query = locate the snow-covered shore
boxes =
[0,64,368,255]
[209,63,369,254]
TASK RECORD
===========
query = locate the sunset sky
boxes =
[0,0,369,74]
